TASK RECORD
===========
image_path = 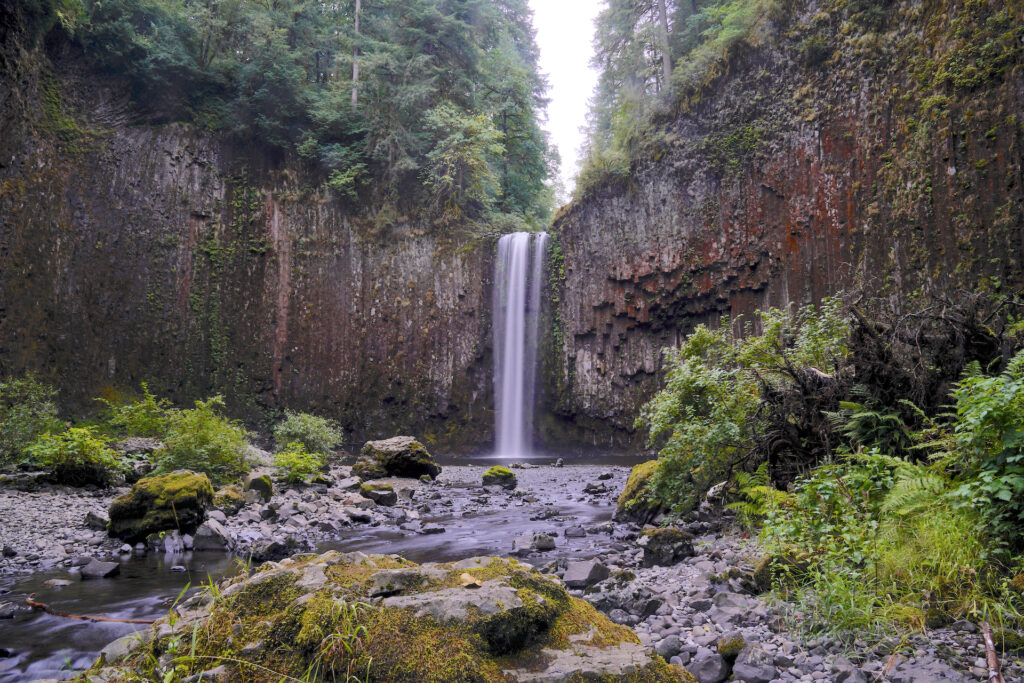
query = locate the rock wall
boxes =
[543,0,1024,451]
[0,46,495,451]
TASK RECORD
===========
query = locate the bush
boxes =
[156,396,250,485]
[99,383,173,438]
[274,442,325,484]
[0,374,61,464]
[273,410,342,456]
[26,426,125,486]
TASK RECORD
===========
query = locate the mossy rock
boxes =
[750,551,810,593]
[94,552,695,683]
[352,457,387,480]
[213,485,245,515]
[360,436,441,479]
[638,528,694,567]
[992,629,1024,653]
[1010,572,1024,594]
[108,471,213,542]
[717,632,746,660]
[359,482,398,506]
[482,465,517,490]
[243,472,273,501]
[615,460,664,523]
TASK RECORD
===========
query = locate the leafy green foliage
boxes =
[950,350,1024,548]
[638,299,849,514]
[26,426,125,486]
[273,410,342,455]
[156,396,250,485]
[99,383,173,438]
[71,0,555,225]
[726,463,788,528]
[274,441,325,484]
[0,374,61,465]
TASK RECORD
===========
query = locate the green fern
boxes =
[727,463,791,527]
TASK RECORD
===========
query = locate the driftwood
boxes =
[981,621,1006,683]
[25,594,156,625]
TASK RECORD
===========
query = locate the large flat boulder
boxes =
[86,552,694,683]
[108,471,213,542]
[359,436,441,479]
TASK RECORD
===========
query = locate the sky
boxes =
[528,0,603,195]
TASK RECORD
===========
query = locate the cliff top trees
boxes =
[60,0,555,227]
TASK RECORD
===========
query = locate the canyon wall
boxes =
[542,0,1024,451]
[0,44,495,451]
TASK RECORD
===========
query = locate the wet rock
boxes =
[482,466,517,490]
[359,483,397,506]
[243,473,274,502]
[583,481,609,494]
[44,578,72,588]
[81,560,120,579]
[564,526,586,538]
[421,523,445,535]
[108,471,213,542]
[513,533,555,555]
[0,602,15,619]
[563,559,610,588]
[360,436,441,479]
[2,545,16,558]
[637,528,694,567]
[554,458,564,467]
[193,519,233,551]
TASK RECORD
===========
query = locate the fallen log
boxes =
[25,594,156,625]
[981,621,1005,683]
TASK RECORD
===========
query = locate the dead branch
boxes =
[25,594,156,624]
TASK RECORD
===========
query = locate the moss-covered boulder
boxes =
[243,472,273,501]
[615,461,664,523]
[637,528,694,567]
[482,465,517,490]
[360,436,441,479]
[213,485,245,515]
[351,457,387,480]
[93,552,695,683]
[359,482,397,506]
[108,471,213,542]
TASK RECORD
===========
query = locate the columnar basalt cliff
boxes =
[542,0,1024,451]
[0,45,494,450]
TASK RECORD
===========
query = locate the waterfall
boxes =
[494,231,547,456]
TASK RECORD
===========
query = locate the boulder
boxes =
[563,560,610,589]
[192,519,234,551]
[243,472,274,502]
[359,483,398,506]
[99,633,148,665]
[81,560,120,579]
[84,552,692,682]
[482,466,517,490]
[512,533,555,555]
[731,643,777,683]
[359,436,441,479]
[213,485,245,515]
[614,461,663,523]
[687,649,728,683]
[85,510,109,531]
[108,472,213,542]
[637,528,694,567]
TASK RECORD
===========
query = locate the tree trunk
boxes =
[351,0,361,109]
[657,0,672,89]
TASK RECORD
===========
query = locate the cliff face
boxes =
[0,47,495,451]
[544,0,1024,451]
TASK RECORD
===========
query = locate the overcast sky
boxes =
[528,0,602,194]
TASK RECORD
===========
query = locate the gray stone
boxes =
[656,634,683,659]
[369,569,430,597]
[732,644,778,683]
[687,651,728,683]
[361,485,398,506]
[562,560,610,588]
[513,533,556,555]
[563,526,587,538]
[81,560,120,579]
[193,519,233,551]
[99,633,147,665]
[85,510,109,531]
[243,472,274,501]
[421,523,445,534]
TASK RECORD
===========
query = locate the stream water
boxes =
[0,455,643,682]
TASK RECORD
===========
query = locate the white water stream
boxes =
[493,231,548,457]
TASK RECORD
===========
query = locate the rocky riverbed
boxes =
[1,461,1022,682]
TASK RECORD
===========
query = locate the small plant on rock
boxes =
[156,396,250,485]
[274,410,342,456]
[26,426,126,486]
[274,441,325,484]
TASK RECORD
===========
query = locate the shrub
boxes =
[156,396,250,485]
[99,382,174,438]
[273,410,342,455]
[274,442,325,483]
[26,426,125,486]
[0,374,61,464]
